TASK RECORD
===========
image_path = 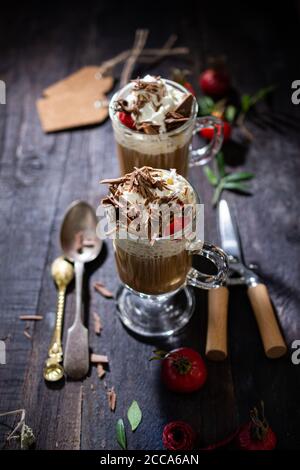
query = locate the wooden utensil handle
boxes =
[206,286,229,361]
[247,283,287,359]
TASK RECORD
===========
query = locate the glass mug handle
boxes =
[187,242,228,290]
[189,116,224,167]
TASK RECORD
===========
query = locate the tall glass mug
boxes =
[105,173,228,338]
[109,80,223,177]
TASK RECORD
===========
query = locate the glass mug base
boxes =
[116,284,195,338]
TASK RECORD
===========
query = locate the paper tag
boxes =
[36,66,114,132]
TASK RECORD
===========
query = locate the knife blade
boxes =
[218,199,259,286]
[218,199,244,262]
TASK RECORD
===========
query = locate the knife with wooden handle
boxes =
[207,199,288,361]
[247,283,287,358]
[206,286,229,361]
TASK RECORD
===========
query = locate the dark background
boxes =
[0,0,300,450]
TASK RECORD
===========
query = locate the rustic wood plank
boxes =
[0,1,300,451]
[197,2,300,449]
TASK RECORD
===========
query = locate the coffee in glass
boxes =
[100,166,228,337]
[109,75,223,176]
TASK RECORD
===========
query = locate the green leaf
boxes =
[223,172,254,183]
[223,182,251,193]
[149,350,167,361]
[216,152,226,178]
[241,85,276,115]
[203,166,218,186]
[224,105,237,123]
[212,183,224,207]
[198,96,215,116]
[251,85,276,106]
[241,94,252,113]
[127,400,142,432]
[116,419,127,449]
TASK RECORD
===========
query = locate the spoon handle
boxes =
[74,260,84,325]
[47,287,66,362]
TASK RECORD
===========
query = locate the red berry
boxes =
[200,120,231,142]
[162,421,196,451]
[165,216,191,236]
[161,347,207,393]
[118,111,135,129]
[199,68,230,98]
[183,81,196,96]
[236,402,277,451]
[237,422,277,451]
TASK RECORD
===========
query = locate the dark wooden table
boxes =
[1,0,300,450]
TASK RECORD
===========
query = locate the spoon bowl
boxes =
[60,200,102,264]
[44,358,64,382]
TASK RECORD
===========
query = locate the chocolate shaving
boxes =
[107,387,117,412]
[90,353,109,364]
[132,77,162,95]
[115,98,141,117]
[165,109,189,132]
[136,122,160,135]
[19,315,43,321]
[23,330,32,340]
[165,117,189,132]
[100,166,187,239]
[92,312,102,335]
[174,93,193,117]
[97,363,106,379]
[93,282,114,299]
[100,176,128,185]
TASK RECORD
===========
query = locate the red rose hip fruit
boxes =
[161,347,207,393]
[199,68,230,98]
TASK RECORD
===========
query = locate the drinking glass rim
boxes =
[109,78,198,138]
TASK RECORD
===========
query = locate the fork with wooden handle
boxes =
[206,283,287,361]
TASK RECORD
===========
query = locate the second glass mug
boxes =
[112,188,228,338]
[109,79,224,177]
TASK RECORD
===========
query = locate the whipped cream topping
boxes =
[117,75,190,133]
[101,167,197,248]
[101,167,195,207]
[101,166,196,240]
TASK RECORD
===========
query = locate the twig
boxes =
[4,410,25,443]
[97,50,130,77]
[96,47,189,77]
[120,29,149,87]
[0,409,35,449]
[138,47,189,64]
[142,34,177,66]
[237,113,254,141]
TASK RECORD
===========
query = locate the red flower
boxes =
[162,421,196,451]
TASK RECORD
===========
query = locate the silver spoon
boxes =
[61,201,102,380]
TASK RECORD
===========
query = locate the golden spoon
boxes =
[43,256,74,382]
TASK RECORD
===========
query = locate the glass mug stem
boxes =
[187,242,228,290]
[189,116,224,167]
